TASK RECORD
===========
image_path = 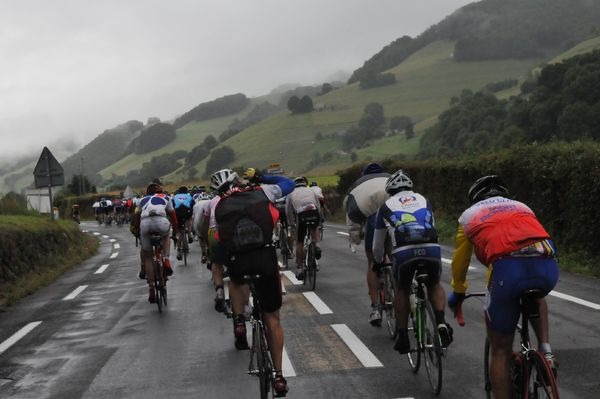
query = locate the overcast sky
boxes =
[0,0,472,162]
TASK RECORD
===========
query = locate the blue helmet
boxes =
[362,162,384,176]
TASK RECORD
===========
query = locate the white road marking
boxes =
[109,238,116,243]
[282,270,302,286]
[102,235,109,238]
[63,285,88,300]
[282,346,296,377]
[281,275,286,295]
[549,290,600,310]
[330,324,383,368]
[93,232,100,236]
[113,243,120,249]
[94,264,110,274]
[0,321,43,355]
[337,231,349,236]
[302,292,333,314]
[109,252,119,259]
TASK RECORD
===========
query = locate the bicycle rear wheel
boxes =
[255,324,271,399]
[524,350,559,398]
[423,300,443,395]
[383,267,397,338]
[280,234,289,269]
[407,294,421,373]
[306,242,317,291]
[183,239,189,267]
[483,338,492,399]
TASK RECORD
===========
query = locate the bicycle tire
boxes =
[183,238,189,267]
[306,242,317,291]
[383,267,397,338]
[280,234,289,269]
[407,291,421,373]
[153,260,162,312]
[423,300,443,395]
[255,323,269,399]
[484,338,492,399]
[524,350,559,399]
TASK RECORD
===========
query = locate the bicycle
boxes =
[375,262,397,338]
[406,262,444,395]
[177,224,190,266]
[149,233,168,312]
[302,220,319,291]
[244,274,276,399]
[455,291,559,398]
[277,221,292,269]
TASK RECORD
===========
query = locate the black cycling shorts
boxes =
[393,258,441,290]
[175,206,193,228]
[295,209,320,242]
[228,247,282,313]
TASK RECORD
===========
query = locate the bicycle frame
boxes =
[150,233,167,312]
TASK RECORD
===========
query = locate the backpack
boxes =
[215,188,276,253]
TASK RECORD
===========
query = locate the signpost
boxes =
[33,147,64,220]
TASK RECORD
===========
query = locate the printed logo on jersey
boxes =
[398,195,417,205]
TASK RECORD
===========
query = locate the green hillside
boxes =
[187,40,540,177]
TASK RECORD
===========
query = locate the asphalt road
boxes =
[0,221,598,398]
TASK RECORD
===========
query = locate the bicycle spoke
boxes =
[423,300,443,395]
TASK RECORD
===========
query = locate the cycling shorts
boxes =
[140,216,171,251]
[392,243,442,289]
[175,206,193,228]
[228,246,282,313]
[364,214,377,254]
[295,209,320,242]
[486,256,559,334]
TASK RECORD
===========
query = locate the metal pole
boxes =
[45,151,54,221]
[79,157,84,195]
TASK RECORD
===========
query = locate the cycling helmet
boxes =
[385,170,413,194]
[294,176,308,187]
[362,162,384,176]
[468,175,509,204]
[198,192,211,201]
[146,183,163,195]
[210,169,238,192]
[178,186,188,194]
[310,181,318,187]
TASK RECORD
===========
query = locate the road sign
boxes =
[33,147,64,188]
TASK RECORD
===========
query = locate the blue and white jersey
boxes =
[172,193,193,209]
[372,190,438,262]
[140,193,174,219]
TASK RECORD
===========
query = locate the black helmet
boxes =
[468,175,509,204]
[178,186,188,194]
[362,162,384,176]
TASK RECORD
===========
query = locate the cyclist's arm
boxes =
[372,207,388,263]
[260,174,295,200]
[450,224,473,294]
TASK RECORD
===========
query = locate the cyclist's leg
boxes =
[487,326,515,399]
[140,220,157,301]
[294,214,305,278]
[392,256,415,353]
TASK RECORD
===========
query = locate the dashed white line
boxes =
[95,264,110,274]
[109,252,119,259]
[549,290,600,310]
[282,270,302,286]
[113,243,120,249]
[337,231,349,236]
[109,238,116,243]
[330,324,383,368]
[282,346,296,377]
[0,321,43,355]
[302,292,333,314]
[280,275,287,295]
[93,232,100,236]
[63,285,88,300]
[102,235,109,238]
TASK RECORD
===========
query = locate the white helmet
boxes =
[210,169,238,192]
[385,170,413,194]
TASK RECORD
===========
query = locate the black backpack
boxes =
[215,188,275,253]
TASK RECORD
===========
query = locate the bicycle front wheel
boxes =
[153,260,162,312]
[383,267,397,338]
[407,298,421,373]
[423,300,443,395]
[524,350,559,399]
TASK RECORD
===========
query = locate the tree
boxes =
[359,102,385,130]
[405,123,415,139]
[205,146,235,176]
[67,174,95,195]
[350,152,358,162]
[297,95,314,113]
[320,83,333,95]
[287,96,300,113]
[389,116,412,132]
[203,134,218,149]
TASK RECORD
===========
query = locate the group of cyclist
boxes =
[124,159,559,398]
[92,196,139,226]
[346,162,559,399]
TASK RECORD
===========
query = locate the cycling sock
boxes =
[540,342,552,353]
[215,285,223,291]
[435,310,445,325]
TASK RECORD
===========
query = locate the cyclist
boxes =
[198,184,228,313]
[286,176,322,280]
[215,167,294,397]
[172,186,195,260]
[193,192,212,263]
[372,170,452,352]
[71,204,80,224]
[448,175,559,399]
[343,162,390,326]
[134,183,178,303]
[309,181,330,220]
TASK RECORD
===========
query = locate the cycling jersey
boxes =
[173,193,194,210]
[344,172,390,245]
[140,193,174,219]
